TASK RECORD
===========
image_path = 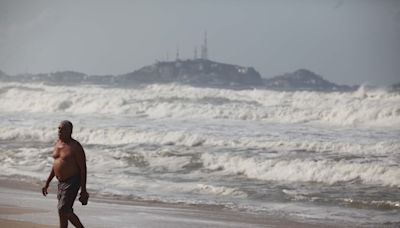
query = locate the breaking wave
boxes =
[201,153,400,187]
[0,83,399,127]
[1,125,398,156]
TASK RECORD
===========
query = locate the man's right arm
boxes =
[42,168,55,196]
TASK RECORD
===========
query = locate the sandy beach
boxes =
[0,205,56,228]
[0,178,347,228]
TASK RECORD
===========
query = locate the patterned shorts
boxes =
[57,175,80,214]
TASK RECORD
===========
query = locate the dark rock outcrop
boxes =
[263,69,354,91]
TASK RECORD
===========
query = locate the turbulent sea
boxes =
[0,82,399,226]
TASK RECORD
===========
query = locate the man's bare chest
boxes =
[53,144,75,161]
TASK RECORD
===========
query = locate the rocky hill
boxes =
[117,59,263,87]
[263,69,355,91]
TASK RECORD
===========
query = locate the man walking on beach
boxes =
[42,120,89,228]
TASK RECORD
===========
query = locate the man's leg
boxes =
[58,176,83,228]
[67,212,84,228]
[59,212,69,228]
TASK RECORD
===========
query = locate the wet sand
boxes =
[0,205,56,228]
[0,178,344,228]
[0,218,56,228]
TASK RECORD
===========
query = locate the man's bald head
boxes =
[58,120,73,141]
[61,120,73,132]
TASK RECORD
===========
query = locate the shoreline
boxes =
[0,177,347,228]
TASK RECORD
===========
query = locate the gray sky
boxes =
[0,0,399,86]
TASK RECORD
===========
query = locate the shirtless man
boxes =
[42,120,89,228]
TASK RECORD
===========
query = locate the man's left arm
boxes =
[75,141,89,203]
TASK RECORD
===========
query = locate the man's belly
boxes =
[53,159,79,181]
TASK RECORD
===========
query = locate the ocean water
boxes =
[0,82,399,225]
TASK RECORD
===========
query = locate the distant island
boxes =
[263,69,356,91]
[0,32,397,91]
[0,59,398,92]
[117,59,263,88]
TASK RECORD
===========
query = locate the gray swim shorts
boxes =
[57,175,80,214]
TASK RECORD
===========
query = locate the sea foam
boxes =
[1,83,399,127]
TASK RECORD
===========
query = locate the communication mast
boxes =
[200,31,208,59]
[176,46,180,60]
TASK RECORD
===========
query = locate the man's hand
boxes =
[43,168,55,197]
[42,185,49,196]
[79,191,89,205]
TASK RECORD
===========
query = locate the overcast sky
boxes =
[0,0,399,86]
